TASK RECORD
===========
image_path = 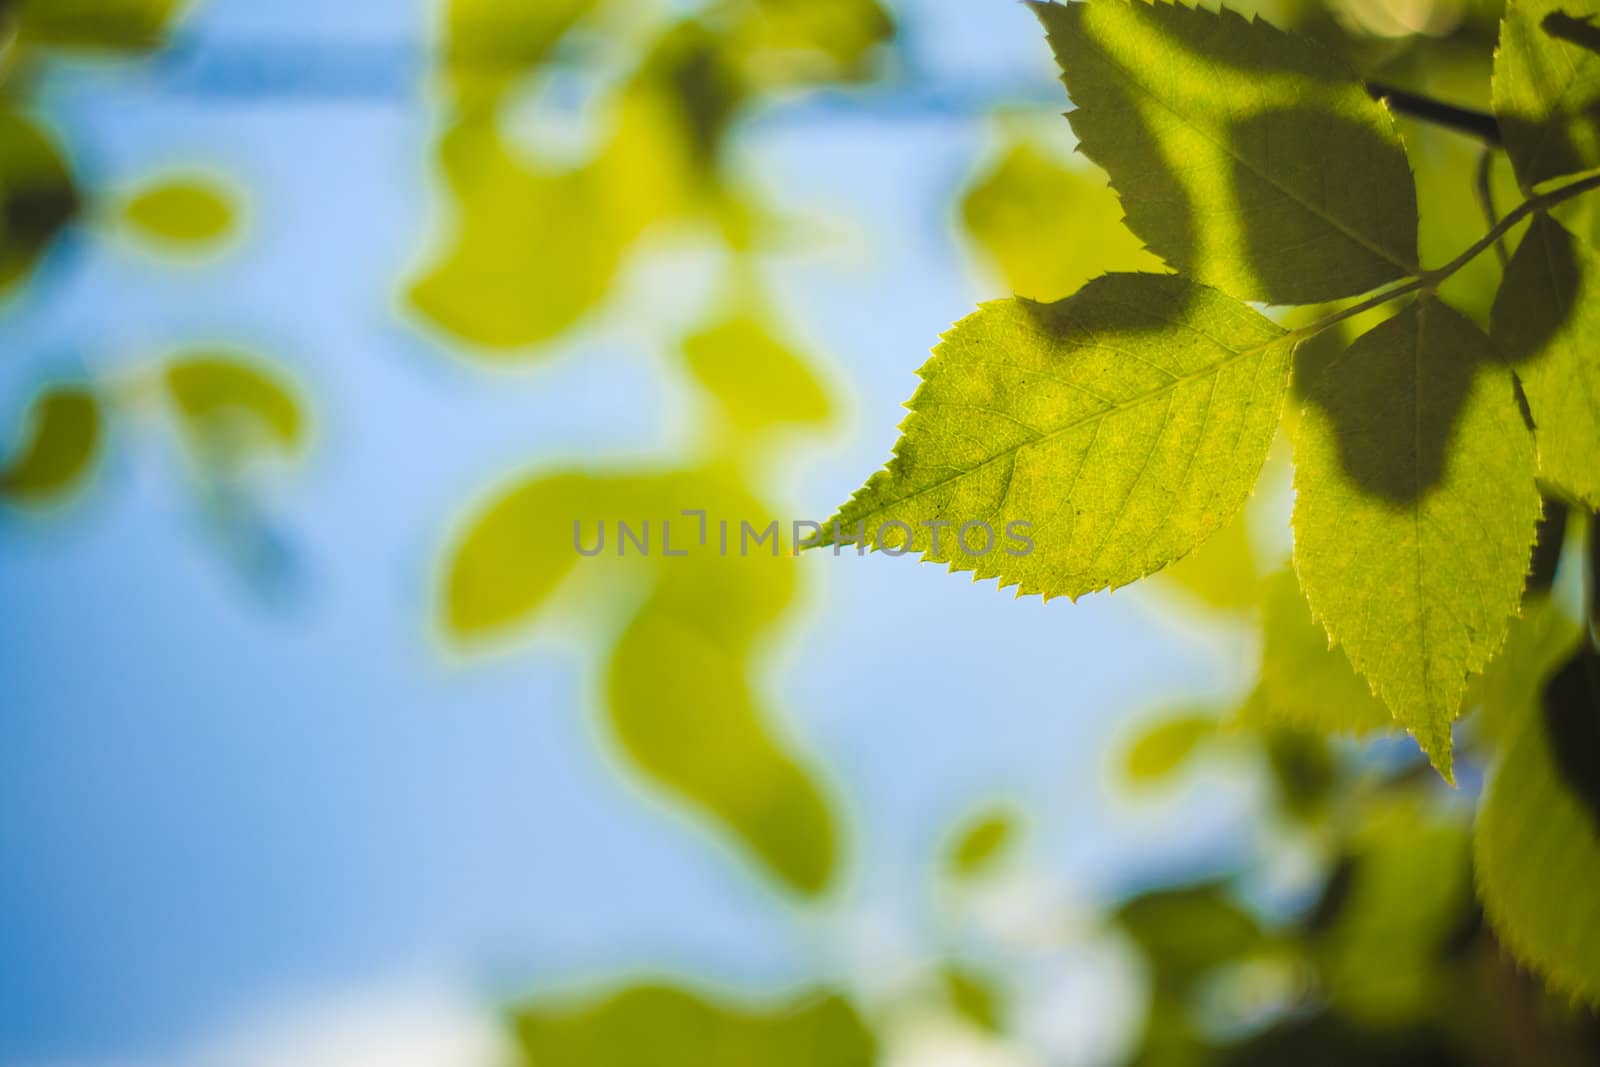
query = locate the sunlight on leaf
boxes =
[121,177,237,249]
[1293,299,1538,776]
[0,386,101,502]
[510,984,876,1067]
[1034,0,1418,304]
[1493,214,1600,508]
[822,274,1292,601]
[0,110,79,294]
[442,0,594,109]
[1493,0,1600,190]
[960,140,1163,302]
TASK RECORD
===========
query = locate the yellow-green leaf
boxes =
[960,140,1162,302]
[1493,0,1600,191]
[682,313,832,434]
[1493,214,1600,507]
[511,984,876,1067]
[121,177,237,248]
[165,354,304,455]
[1033,0,1418,304]
[443,0,594,108]
[1476,638,1600,1007]
[946,807,1019,879]
[1122,711,1215,784]
[0,111,79,293]
[1253,570,1393,737]
[821,273,1293,601]
[1292,299,1540,776]
[12,0,184,51]
[0,386,101,502]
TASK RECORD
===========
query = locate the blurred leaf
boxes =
[0,386,101,502]
[1476,637,1600,1007]
[443,0,594,109]
[1493,214,1600,508]
[165,353,304,457]
[946,807,1018,879]
[1117,882,1265,993]
[820,275,1293,601]
[1470,595,1577,746]
[1123,711,1216,785]
[942,965,1005,1033]
[960,141,1162,302]
[1314,794,1474,1025]
[1150,504,1260,614]
[510,983,876,1067]
[682,312,832,435]
[447,469,839,895]
[1035,0,1418,304]
[728,0,894,85]
[409,119,626,352]
[1252,569,1393,736]
[121,177,237,249]
[1293,299,1539,777]
[1493,0,1600,190]
[1261,726,1336,819]
[12,0,184,51]
[0,110,79,294]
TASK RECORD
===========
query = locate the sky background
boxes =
[0,1,1273,1062]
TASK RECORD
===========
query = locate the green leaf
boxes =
[0,110,79,294]
[445,470,840,896]
[1292,298,1539,777]
[946,807,1019,879]
[0,386,101,502]
[1253,569,1393,737]
[1122,711,1215,785]
[121,177,237,248]
[960,139,1162,302]
[443,0,594,108]
[1476,637,1600,1006]
[1493,214,1600,507]
[941,966,1005,1033]
[510,984,876,1067]
[1032,0,1418,305]
[13,0,185,51]
[1493,0,1600,191]
[1149,501,1260,613]
[682,312,833,435]
[165,353,304,457]
[1116,882,1264,992]
[821,273,1293,601]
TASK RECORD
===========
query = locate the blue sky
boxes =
[0,1,1265,1061]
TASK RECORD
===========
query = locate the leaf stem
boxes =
[1291,171,1600,343]
[1365,82,1502,145]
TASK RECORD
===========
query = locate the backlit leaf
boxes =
[1254,570,1393,736]
[442,0,594,108]
[121,177,237,248]
[1122,711,1216,784]
[1033,0,1418,305]
[511,984,876,1067]
[1476,637,1600,1006]
[12,0,184,51]
[1292,298,1539,776]
[0,386,101,502]
[821,273,1293,601]
[0,110,79,293]
[960,140,1162,302]
[165,353,304,457]
[946,807,1018,879]
[682,313,832,435]
[1493,0,1600,191]
[1493,214,1600,507]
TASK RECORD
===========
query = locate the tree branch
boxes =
[1366,82,1502,144]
